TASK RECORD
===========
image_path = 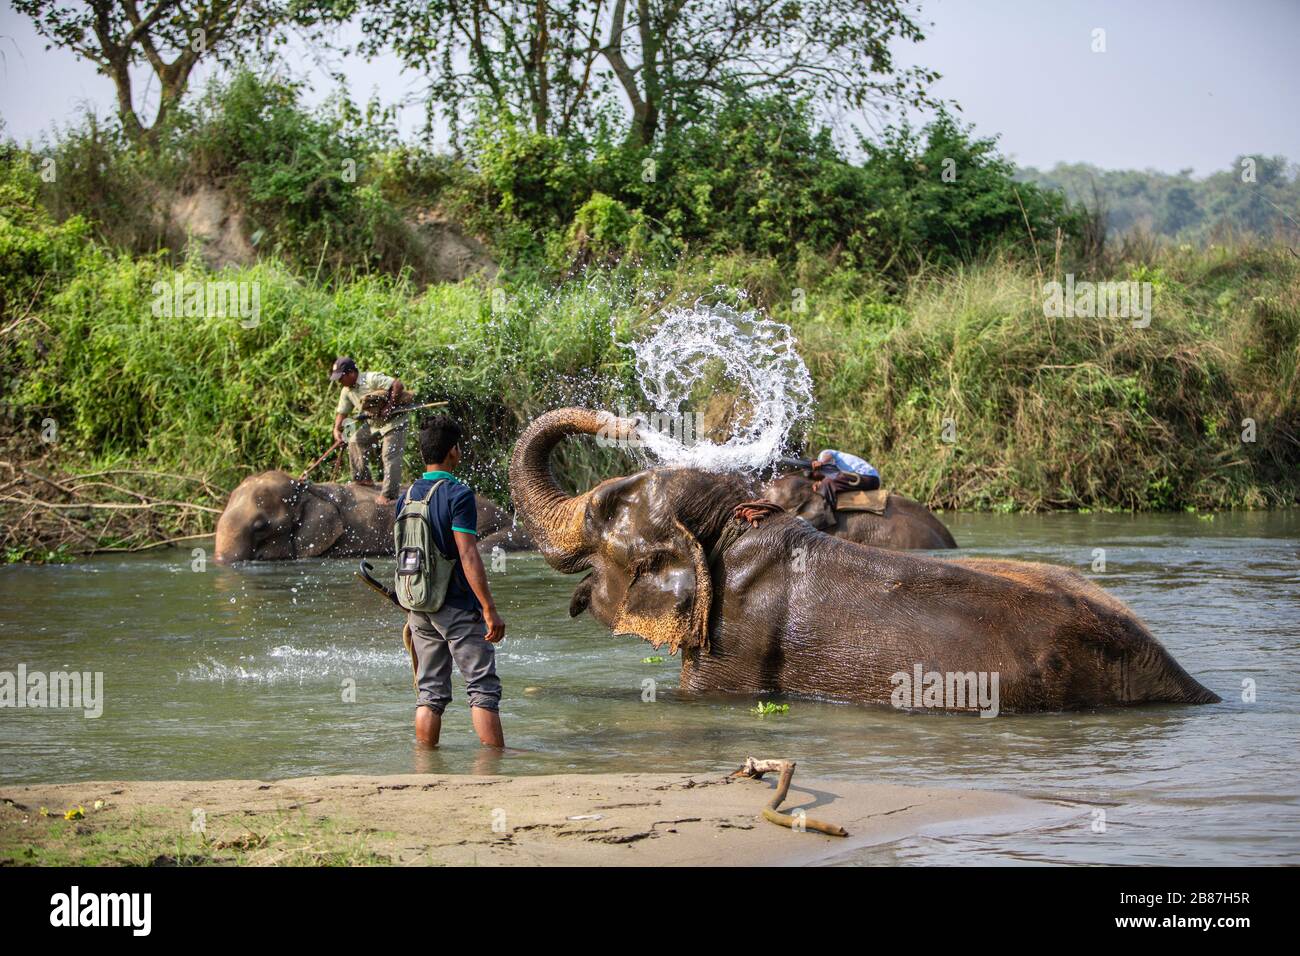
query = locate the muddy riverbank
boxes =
[0,771,1043,866]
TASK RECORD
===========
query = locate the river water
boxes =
[1,511,1296,865]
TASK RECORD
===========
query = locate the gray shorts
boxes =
[407,605,501,713]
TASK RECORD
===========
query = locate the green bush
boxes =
[856,110,1079,272]
[27,71,432,281]
[175,71,412,276]
[21,76,1083,283]
[457,110,593,264]
[31,114,171,257]
[562,192,651,268]
[0,146,92,328]
[452,95,1080,278]
[9,254,642,504]
[789,247,1299,510]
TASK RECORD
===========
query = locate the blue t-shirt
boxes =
[395,471,480,612]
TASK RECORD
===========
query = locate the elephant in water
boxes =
[763,469,956,550]
[509,408,1219,712]
[213,470,531,564]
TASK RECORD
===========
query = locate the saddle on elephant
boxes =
[816,470,889,514]
[832,487,890,515]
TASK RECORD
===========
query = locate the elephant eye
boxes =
[628,553,665,582]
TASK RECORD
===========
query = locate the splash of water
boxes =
[629,300,814,472]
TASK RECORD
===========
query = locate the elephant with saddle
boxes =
[763,466,956,550]
[213,470,532,564]
[509,408,1219,712]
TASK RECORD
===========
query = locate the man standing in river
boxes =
[330,356,409,505]
[396,415,507,748]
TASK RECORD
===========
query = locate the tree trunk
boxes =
[633,0,660,148]
[534,0,551,133]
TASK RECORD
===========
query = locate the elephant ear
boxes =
[610,517,712,655]
[297,485,345,557]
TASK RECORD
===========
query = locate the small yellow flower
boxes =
[93,800,106,811]
[64,806,85,821]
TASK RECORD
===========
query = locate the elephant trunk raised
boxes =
[508,407,636,573]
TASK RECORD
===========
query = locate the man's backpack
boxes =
[393,480,457,612]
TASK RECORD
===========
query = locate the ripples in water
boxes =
[1,510,1296,864]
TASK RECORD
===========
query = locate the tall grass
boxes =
[8,240,1297,515]
[791,244,1299,510]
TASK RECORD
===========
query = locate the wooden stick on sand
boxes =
[731,756,848,837]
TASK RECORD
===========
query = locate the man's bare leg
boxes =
[471,707,505,748]
[414,706,441,746]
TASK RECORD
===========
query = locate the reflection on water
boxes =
[1,510,1297,864]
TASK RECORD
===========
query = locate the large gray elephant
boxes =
[763,470,956,549]
[509,408,1220,712]
[213,470,531,563]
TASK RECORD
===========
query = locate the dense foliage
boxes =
[28,72,1078,282]
[3,144,1296,516]
[3,72,1296,552]
[349,0,938,147]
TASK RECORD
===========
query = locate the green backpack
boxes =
[393,480,457,612]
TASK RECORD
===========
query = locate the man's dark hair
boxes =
[419,414,463,465]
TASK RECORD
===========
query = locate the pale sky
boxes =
[1,0,1297,175]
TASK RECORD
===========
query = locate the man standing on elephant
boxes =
[330,356,409,505]
[397,414,507,749]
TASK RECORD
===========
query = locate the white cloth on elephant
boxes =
[818,449,879,479]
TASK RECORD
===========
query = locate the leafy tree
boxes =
[1158,185,1201,236]
[603,0,939,147]
[12,1,336,142]
[351,0,938,147]
[351,0,615,142]
[455,92,1078,274]
[856,111,1076,270]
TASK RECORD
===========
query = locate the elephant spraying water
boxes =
[508,408,1219,713]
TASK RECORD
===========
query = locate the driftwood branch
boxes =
[71,469,224,497]
[0,458,227,557]
[0,494,221,514]
[731,756,848,837]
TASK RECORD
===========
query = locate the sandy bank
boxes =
[1,770,1040,866]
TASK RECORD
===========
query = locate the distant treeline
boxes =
[1018,159,1300,242]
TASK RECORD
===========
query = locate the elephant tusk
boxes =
[731,756,848,837]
